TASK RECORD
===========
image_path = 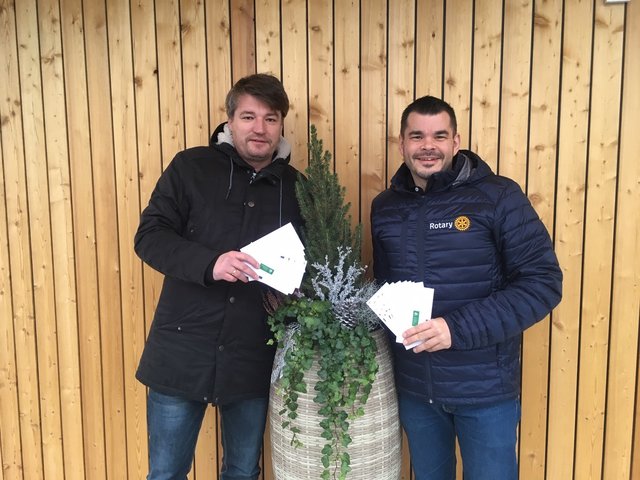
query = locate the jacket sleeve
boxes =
[371,198,390,283]
[445,181,563,350]
[134,154,221,286]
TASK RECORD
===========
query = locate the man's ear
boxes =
[453,133,461,155]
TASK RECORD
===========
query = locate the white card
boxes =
[240,223,307,295]
[367,281,434,349]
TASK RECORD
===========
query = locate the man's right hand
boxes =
[212,251,260,283]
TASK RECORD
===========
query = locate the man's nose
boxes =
[420,137,434,149]
[253,118,266,133]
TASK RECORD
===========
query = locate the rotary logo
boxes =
[454,216,471,231]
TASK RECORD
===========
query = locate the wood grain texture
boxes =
[574,3,624,478]
[1,2,639,479]
[614,7,640,480]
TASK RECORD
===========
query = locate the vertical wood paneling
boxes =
[15,1,64,478]
[0,141,21,480]
[360,0,387,267]
[443,0,472,148]
[182,0,210,147]
[574,4,624,479]
[38,1,85,477]
[0,3,25,478]
[206,0,232,128]
[470,0,501,169]
[415,0,444,98]
[334,0,360,225]
[106,1,147,478]
[0,2,43,479]
[386,0,415,176]
[255,0,281,77]
[604,4,640,470]
[519,1,562,478]
[60,0,107,477]
[131,0,164,402]
[545,0,590,478]
[3,2,640,479]
[607,7,640,480]
[230,0,256,81]
[498,0,531,186]
[194,407,218,480]
[281,0,308,170]
[84,2,130,478]
[156,0,186,166]
[307,0,333,152]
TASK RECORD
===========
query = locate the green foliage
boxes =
[268,298,378,480]
[296,125,362,295]
[267,125,378,480]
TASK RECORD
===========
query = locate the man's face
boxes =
[227,94,283,171]
[399,111,460,189]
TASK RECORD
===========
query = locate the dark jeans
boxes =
[398,393,520,480]
[146,389,268,480]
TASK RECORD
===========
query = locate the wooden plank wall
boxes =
[1,0,639,479]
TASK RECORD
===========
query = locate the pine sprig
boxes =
[296,125,362,294]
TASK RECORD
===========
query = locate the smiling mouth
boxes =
[415,155,441,163]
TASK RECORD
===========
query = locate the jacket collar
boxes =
[210,122,292,170]
[390,150,489,194]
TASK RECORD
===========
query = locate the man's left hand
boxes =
[402,317,452,353]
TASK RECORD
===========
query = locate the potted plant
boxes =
[266,126,401,480]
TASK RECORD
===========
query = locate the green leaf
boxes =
[264,126,383,480]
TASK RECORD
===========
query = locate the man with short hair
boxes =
[371,95,562,479]
[134,73,303,480]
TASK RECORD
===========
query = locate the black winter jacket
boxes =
[371,150,562,405]
[134,123,303,404]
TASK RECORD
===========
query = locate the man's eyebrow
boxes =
[237,109,280,118]
[406,129,451,136]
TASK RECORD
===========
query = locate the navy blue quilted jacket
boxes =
[371,150,562,405]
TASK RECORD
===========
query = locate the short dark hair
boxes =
[225,73,290,119]
[400,96,457,136]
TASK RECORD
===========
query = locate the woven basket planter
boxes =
[269,328,401,479]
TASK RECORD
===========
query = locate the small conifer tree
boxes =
[296,125,362,295]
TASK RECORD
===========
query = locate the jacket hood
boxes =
[209,122,297,225]
[390,149,492,194]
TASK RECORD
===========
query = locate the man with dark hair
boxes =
[134,73,303,480]
[371,95,562,479]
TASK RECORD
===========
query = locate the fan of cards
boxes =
[367,281,435,349]
[240,223,307,295]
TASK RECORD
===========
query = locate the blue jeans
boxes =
[146,390,268,480]
[398,393,520,480]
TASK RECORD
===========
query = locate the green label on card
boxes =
[412,310,420,326]
[259,263,274,275]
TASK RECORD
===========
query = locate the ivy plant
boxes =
[267,126,380,479]
[268,296,378,480]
